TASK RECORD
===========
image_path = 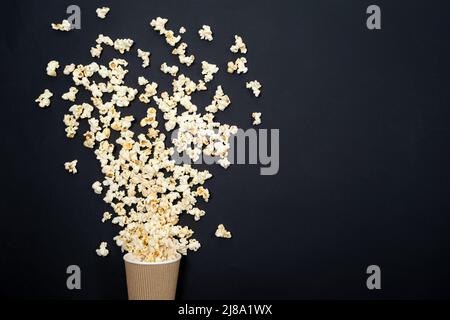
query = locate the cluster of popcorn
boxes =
[38,14,263,262]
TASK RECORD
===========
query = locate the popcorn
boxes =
[37,18,264,262]
[164,30,181,47]
[92,181,103,194]
[35,89,53,108]
[102,212,112,223]
[227,57,248,74]
[63,64,76,75]
[160,63,179,76]
[137,49,150,68]
[138,76,149,86]
[96,34,114,46]
[46,60,60,77]
[90,44,103,58]
[230,35,247,54]
[246,80,262,97]
[150,17,168,35]
[64,160,78,174]
[96,242,109,257]
[96,7,110,19]
[201,61,219,82]
[252,112,261,125]
[62,87,79,102]
[198,25,213,41]
[114,38,134,54]
[51,19,71,31]
[215,224,232,238]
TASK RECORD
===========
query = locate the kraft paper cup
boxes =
[123,253,181,300]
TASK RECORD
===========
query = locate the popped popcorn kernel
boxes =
[227,57,248,74]
[137,49,150,68]
[46,60,60,77]
[179,26,186,34]
[246,80,262,97]
[62,87,79,102]
[64,160,78,174]
[160,62,179,76]
[215,224,232,238]
[35,89,53,108]
[96,242,109,257]
[96,7,110,19]
[252,112,262,125]
[51,19,71,32]
[102,211,112,223]
[230,35,247,54]
[92,181,103,194]
[198,25,213,41]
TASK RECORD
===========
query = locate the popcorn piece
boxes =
[51,19,71,31]
[102,212,112,223]
[137,49,150,68]
[246,80,262,97]
[160,63,179,76]
[96,34,114,46]
[179,26,186,34]
[205,86,231,113]
[35,89,53,108]
[96,242,109,257]
[62,87,79,102]
[90,44,103,58]
[113,38,134,54]
[96,7,110,19]
[92,181,103,194]
[164,30,181,47]
[215,224,232,238]
[198,25,213,41]
[138,76,149,86]
[227,57,248,74]
[201,61,219,83]
[150,17,168,35]
[252,112,261,125]
[230,35,247,54]
[46,60,60,77]
[172,43,195,67]
[63,64,76,75]
[64,160,78,174]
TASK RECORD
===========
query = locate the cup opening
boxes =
[123,252,182,265]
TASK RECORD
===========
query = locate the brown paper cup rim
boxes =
[123,252,182,265]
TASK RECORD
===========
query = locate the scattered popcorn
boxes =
[102,211,112,223]
[198,25,213,41]
[92,181,103,194]
[252,112,262,125]
[114,38,134,54]
[230,35,247,54]
[51,19,71,31]
[37,16,265,262]
[215,224,232,238]
[62,87,79,102]
[96,7,110,19]
[246,80,262,97]
[64,160,78,174]
[35,89,53,108]
[46,60,59,77]
[201,61,219,82]
[227,57,248,74]
[138,76,149,86]
[137,49,150,68]
[96,242,109,257]
[160,62,179,76]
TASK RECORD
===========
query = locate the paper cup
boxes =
[123,253,181,300]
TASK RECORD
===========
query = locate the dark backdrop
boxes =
[1,0,450,299]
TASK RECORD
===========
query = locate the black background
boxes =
[1,0,450,299]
